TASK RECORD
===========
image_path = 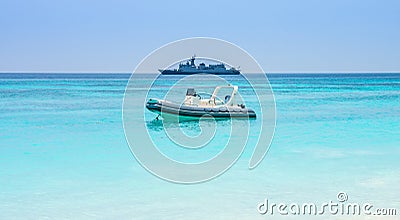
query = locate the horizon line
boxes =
[0,71,400,74]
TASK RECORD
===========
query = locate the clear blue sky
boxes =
[1,0,399,73]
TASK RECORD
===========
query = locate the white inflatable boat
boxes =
[146,85,256,119]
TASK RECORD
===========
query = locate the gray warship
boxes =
[159,56,240,75]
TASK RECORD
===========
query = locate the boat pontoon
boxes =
[146,85,256,119]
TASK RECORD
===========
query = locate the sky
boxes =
[0,0,399,73]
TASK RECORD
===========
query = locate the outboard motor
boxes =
[184,88,198,105]
[186,88,196,96]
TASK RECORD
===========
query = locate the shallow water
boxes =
[0,73,399,219]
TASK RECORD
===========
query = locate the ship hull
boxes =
[160,70,240,75]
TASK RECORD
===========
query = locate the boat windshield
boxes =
[213,87,235,104]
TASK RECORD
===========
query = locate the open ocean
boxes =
[0,73,399,219]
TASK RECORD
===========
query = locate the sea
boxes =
[0,73,399,219]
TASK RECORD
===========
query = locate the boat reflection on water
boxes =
[146,115,222,132]
[145,114,255,133]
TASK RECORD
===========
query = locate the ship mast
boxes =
[190,55,195,66]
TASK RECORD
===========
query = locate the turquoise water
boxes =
[1,73,399,219]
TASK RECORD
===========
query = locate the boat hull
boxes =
[146,99,256,118]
